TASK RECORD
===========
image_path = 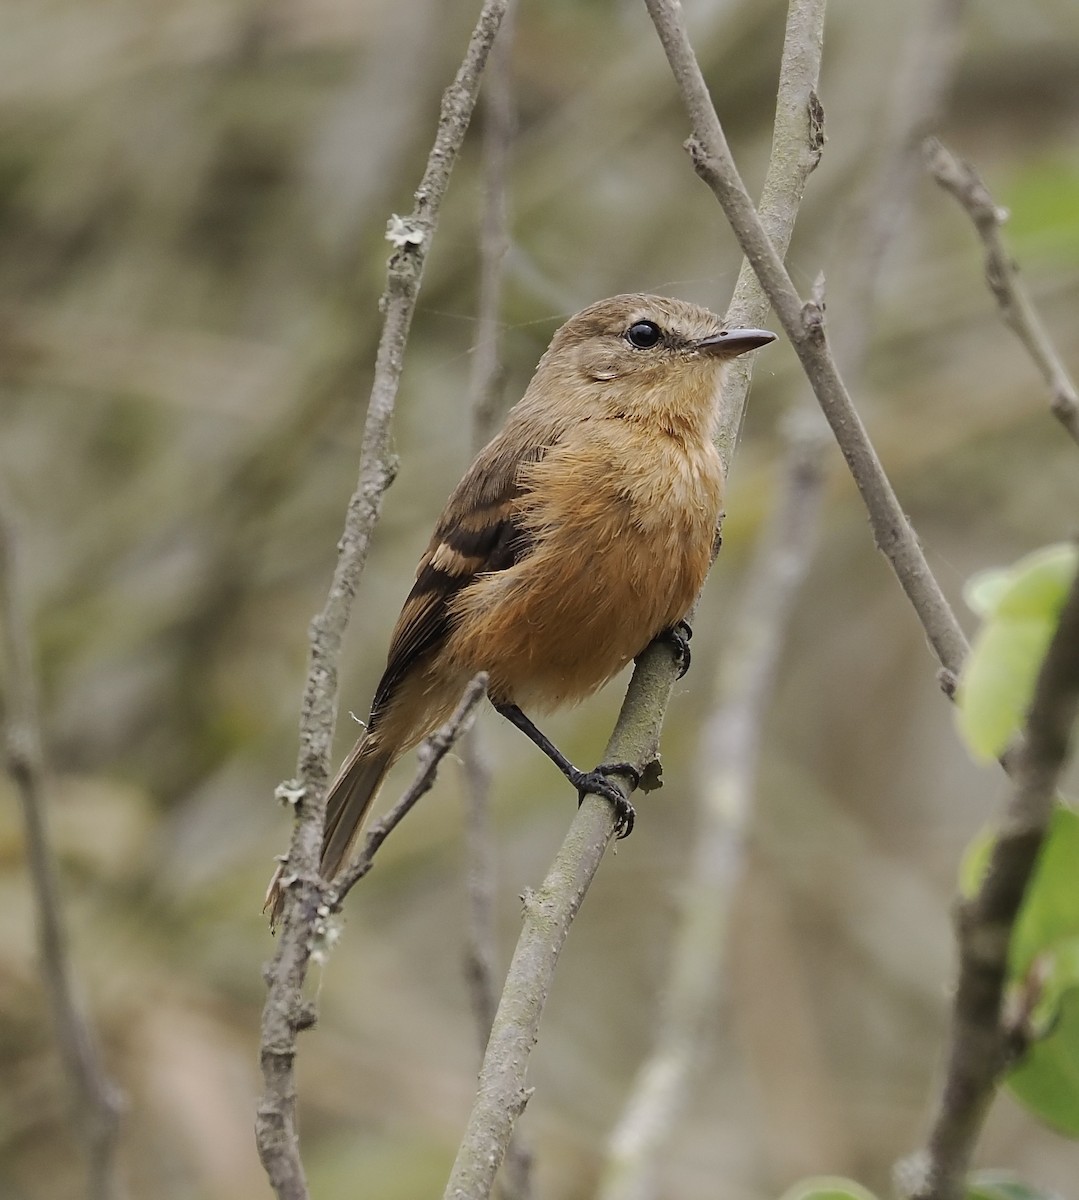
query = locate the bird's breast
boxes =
[445,425,723,709]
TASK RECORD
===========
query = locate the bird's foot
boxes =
[572,762,639,838]
[657,619,693,679]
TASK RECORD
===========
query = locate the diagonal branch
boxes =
[255,4,510,1197]
[441,3,827,1195]
[332,674,490,904]
[925,137,1079,448]
[644,0,970,681]
[0,487,126,1200]
[899,561,1079,1200]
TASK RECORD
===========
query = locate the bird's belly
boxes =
[446,491,715,710]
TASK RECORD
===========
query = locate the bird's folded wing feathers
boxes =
[368,443,542,723]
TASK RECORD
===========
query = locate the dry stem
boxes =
[644,0,970,680]
[925,137,1079,447]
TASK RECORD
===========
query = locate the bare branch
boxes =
[598,418,827,1200]
[441,769,623,1200]
[644,0,971,681]
[441,3,827,1194]
[256,4,510,1196]
[899,562,1079,1200]
[925,137,1079,447]
[0,488,126,1200]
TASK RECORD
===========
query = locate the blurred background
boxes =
[2,0,1079,1197]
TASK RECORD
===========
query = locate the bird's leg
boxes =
[644,618,693,679]
[494,703,638,838]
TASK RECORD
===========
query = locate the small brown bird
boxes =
[275,294,774,914]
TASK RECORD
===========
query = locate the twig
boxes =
[598,418,827,1200]
[0,488,126,1200]
[924,137,1079,447]
[255,4,509,1197]
[898,563,1079,1200]
[441,3,826,1194]
[333,675,490,902]
[644,0,971,681]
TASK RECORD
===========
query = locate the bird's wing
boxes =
[368,442,541,725]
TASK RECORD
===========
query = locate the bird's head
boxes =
[534,293,776,432]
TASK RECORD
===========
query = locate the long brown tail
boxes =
[264,736,395,928]
[319,736,396,882]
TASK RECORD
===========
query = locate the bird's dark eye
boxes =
[625,320,662,349]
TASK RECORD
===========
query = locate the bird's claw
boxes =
[659,619,693,679]
[574,762,639,838]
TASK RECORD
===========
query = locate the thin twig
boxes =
[644,0,971,681]
[898,562,1079,1200]
[255,4,509,1197]
[441,3,827,1194]
[925,137,1079,447]
[333,674,490,903]
[598,418,827,1200]
[0,488,126,1200]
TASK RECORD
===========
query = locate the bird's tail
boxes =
[264,735,395,928]
[319,736,396,881]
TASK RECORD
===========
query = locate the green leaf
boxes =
[993,545,1079,619]
[964,568,1011,617]
[777,1179,878,1200]
[960,808,1079,976]
[956,544,1078,759]
[967,1170,1064,1200]
[957,617,1057,759]
[1007,985,1079,1136]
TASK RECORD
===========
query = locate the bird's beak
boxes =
[695,328,778,357]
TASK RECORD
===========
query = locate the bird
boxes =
[268,294,775,920]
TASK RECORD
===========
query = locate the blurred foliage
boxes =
[957,543,1079,759]
[2,0,1079,1198]
[776,1177,879,1200]
[966,1172,1066,1200]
